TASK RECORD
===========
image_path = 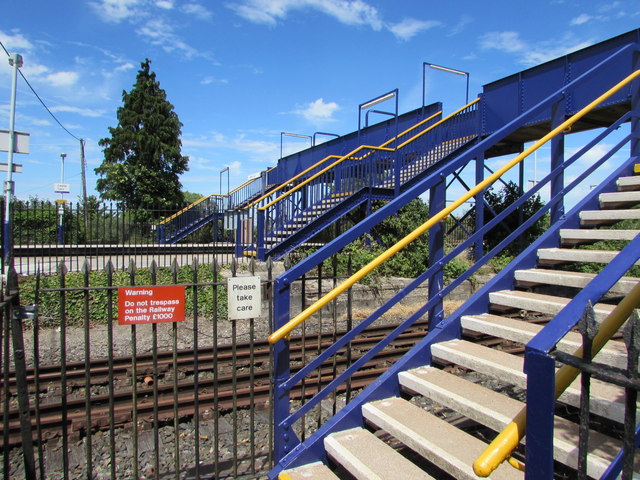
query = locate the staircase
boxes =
[278,167,640,479]
[254,105,478,260]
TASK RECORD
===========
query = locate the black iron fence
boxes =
[3,200,238,276]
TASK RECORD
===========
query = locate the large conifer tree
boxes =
[95,59,188,210]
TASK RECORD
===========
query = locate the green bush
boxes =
[19,263,228,328]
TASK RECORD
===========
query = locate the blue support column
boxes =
[272,279,300,463]
[632,49,640,160]
[550,99,566,224]
[257,210,265,260]
[525,350,556,479]
[427,175,445,330]
[235,211,243,258]
[474,153,485,261]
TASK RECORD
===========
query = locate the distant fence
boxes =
[2,200,238,275]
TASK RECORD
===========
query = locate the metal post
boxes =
[3,53,22,275]
[427,176,445,330]
[57,153,66,245]
[423,62,470,110]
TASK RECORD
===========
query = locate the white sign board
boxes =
[227,276,262,320]
[54,183,70,193]
[0,130,29,154]
[0,163,22,173]
[247,172,261,180]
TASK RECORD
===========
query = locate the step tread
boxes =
[537,248,639,265]
[324,427,434,480]
[431,339,630,422]
[514,268,639,295]
[617,175,640,190]
[580,208,640,225]
[599,191,640,208]
[560,229,639,243]
[399,366,624,477]
[489,290,615,321]
[280,462,340,480]
[363,397,523,480]
[460,313,627,368]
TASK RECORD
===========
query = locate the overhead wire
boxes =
[0,39,81,141]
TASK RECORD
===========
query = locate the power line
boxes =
[0,39,81,141]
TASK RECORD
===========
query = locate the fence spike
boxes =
[150,259,158,276]
[192,257,199,272]
[127,258,137,274]
[249,257,256,275]
[231,257,237,276]
[171,258,179,276]
[623,309,640,352]
[104,259,115,275]
[57,260,67,276]
[81,259,91,275]
[579,300,598,341]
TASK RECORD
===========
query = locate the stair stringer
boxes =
[268,155,638,479]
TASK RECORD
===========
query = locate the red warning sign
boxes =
[118,285,186,325]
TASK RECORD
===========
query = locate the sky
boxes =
[0,0,639,205]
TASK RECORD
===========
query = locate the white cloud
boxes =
[46,71,79,87]
[388,18,440,41]
[201,76,229,85]
[479,31,594,66]
[155,0,174,9]
[230,0,383,30]
[0,30,34,52]
[448,15,473,37]
[294,98,340,123]
[115,62,135,72]
[570,13,592,25]
[89,0,143,23]
[136,18,201,58]
[182,3,213,19]
[50,106,105,118]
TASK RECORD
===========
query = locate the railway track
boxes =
[1,320,431,447]
[0,315,540,448]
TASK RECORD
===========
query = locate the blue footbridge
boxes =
[160,29,640,479]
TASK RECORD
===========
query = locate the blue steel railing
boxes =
[268,43,640,476]
[156,194,224,243]
[251,101,478,258]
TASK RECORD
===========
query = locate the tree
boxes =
[95,59,189,211]
[483,180,546,256]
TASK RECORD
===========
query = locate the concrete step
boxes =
[514,268,639,295]
[488,290,615,321]
[617,175,640,191]
[431,339,631,422]
[399,366,625,478]
[324,427,434,480]
[537,248,638,266]
[580,208,640,226]
[280,462,340,480]
[560,228,639,245]
[363,397,523,480]
[460,313,627,368]
[599,191,640,208]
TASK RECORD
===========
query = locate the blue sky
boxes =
[0,0,639,203]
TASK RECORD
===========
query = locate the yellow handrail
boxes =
[259,144,395,211]
[247,111,444,211]
[267,68,640,346]
[473,280,640,476]
[244,155,342,209]
[157,194,223,225]
[259,102,480,213]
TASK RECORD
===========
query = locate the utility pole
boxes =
[3,53,23,275]
[80,139,88,231]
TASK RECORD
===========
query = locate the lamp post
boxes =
[280,132,312,159]
[423,62,470,109]
[57,153,66,245]
[3,53,23,273]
